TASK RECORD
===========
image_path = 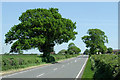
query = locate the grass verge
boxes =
[81,58,94,78]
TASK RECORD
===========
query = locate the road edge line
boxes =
[75,58,88,80]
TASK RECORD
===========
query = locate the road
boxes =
[2,55,88,80]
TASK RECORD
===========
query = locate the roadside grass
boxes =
[82,58,94,79]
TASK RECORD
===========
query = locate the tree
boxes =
[67,50,74,55]
[83,49,89,55]
[58,49,67,55]
[67,43,81,54]
[82,29,108,54]
[107,47,113,53]
[68,42,75,49]
[5,8,77,57]
[18,50,23,55]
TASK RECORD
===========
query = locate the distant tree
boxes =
[18,50,23,55]
[82,29,108,54]
[83,49,89,55]
[68,42,75,49]
[58,49,67,55]
[5,8,77,57]
[67,43,81,54]
[107,47,113,53]
[4,52,10,55]
[67,50,74,55]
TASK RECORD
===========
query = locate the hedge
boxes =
[1,54,80,71]
[90,54,119,80]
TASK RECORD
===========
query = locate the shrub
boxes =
[91,54,119,80]
[35,58,42,64]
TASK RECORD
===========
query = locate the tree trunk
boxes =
[43,50,50,57]
[38,43,55,57]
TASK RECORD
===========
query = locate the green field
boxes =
[0,54,79,71]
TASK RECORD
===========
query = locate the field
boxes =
[0,54,80,71]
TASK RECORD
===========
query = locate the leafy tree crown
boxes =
[5,8,77,53]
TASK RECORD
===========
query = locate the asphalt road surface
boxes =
[2,55,88,79]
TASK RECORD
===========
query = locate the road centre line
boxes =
[36,73,45,78]
[2,64,52,78]
[75,60,77,62]
[53,68,57,71]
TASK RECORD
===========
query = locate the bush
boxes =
[35,58,42,64]
[91,54,119,80]
[2,53,80,71]
[2,54,43,71]
[65,54,72,58]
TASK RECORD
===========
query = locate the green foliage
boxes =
[82,29,108,54]
[83,49,89,55]
[42,56,56,63]
[65,54,72,58]
[68,42,75,49]
[82,58,94,78]
[18,50,23,54]
[67,43,81,54]
[91,54,119,80]
[107,47,113,53]
[58,49,67,55]
[2,55,43,71]
[5,8,77,57]
[1,53,80,71]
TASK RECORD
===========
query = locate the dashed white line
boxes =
[75,60,77,62]
[68,63,70,64]
[53,68,57,71]
[2,64,51,78]
[36,73,45,78]
[61,65,65,68]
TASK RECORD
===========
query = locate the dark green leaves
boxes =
[5,8,77,55]
[82,29,108,54]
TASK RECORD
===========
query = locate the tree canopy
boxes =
[5,8,77,57]
[68,42,75,49]
[82,29,108,54]
[83,49,89,55]
[58,49,67,55]
[67,43,81,54]
[107,47,113,53]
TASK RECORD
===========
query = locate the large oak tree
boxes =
[5,8,77,57]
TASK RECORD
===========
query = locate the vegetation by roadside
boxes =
[1,54,80,72]
[82,58,94,79]
[82,54,119,80]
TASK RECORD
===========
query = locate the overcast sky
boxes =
[1,2,118,54]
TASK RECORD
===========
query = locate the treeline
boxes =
[58,42,81,55]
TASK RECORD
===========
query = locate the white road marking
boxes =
[71,62,72,63]
[2,64,52,78]
[75,60,77,62]
[53,68,57,71]
[36,73,45,78]
[61,65,65,68]
[75,58,88,80]
[68,63,70,65]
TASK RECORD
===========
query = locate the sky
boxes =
[1,2,118,54]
